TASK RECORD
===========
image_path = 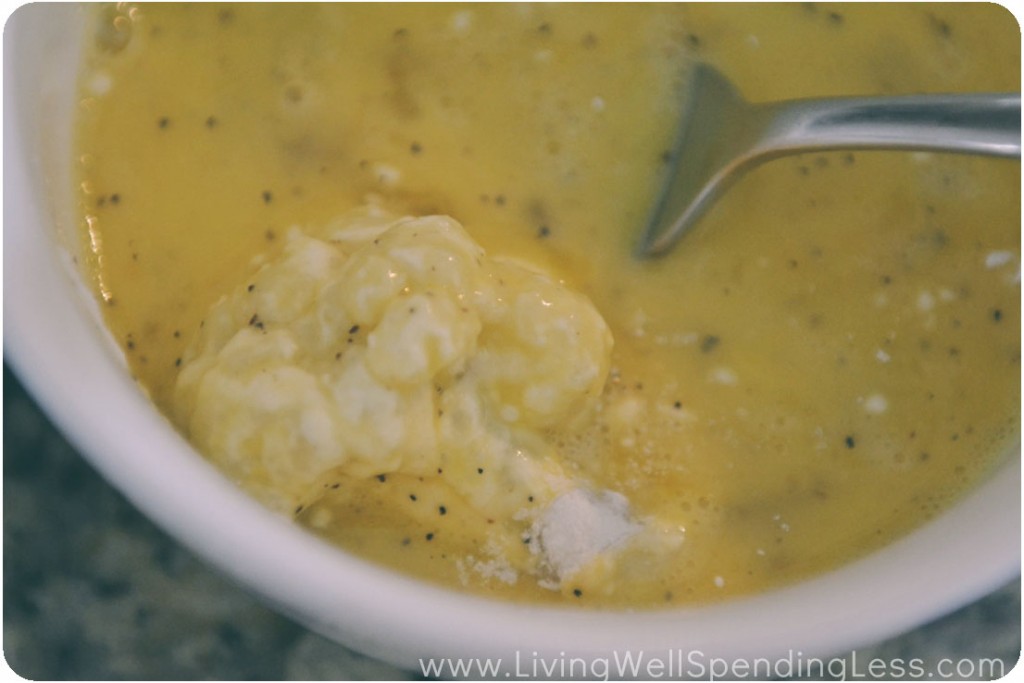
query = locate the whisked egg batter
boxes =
[75,3,1019,606]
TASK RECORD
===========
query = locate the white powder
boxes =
[465,556,518,585]
[917,290,936,312]
[450,10,473,32]
[709,367,738,386]
[88,71,113,95]
[532,488,640,581]
[985,250,1014,269]
[863,393,889,415]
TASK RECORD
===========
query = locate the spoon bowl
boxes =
[637,63,1022,257]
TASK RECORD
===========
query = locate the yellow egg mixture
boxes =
[75,3,1019,607]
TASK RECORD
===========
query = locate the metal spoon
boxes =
[637,63,1021,257]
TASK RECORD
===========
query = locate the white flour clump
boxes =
[532,488,641,582]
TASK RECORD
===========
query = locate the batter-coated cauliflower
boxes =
[173,209,614,520]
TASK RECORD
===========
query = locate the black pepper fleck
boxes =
[928,13,952,38]
[845,435,856,449]
[262,190,273,204]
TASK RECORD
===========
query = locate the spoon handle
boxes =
[759,93,1021,158]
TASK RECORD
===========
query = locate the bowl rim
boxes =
[4,3,1020,674]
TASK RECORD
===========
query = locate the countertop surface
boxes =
[4,364,1019,680]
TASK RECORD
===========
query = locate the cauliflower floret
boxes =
[365,293,481,385]
[181,328,341,510]
[330,215,485,328]
[475,261,612,428]
[325,347,439,476]
[174,212,614,521]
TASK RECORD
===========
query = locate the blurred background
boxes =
[4,364,1019,680]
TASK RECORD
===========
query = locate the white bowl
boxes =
[5,4,1019,675]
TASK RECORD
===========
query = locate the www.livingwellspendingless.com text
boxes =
[419,648,1008,680]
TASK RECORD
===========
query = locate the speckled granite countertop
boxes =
[4,364,1019,680]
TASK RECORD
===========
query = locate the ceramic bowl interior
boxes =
[4,4,1019,673]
